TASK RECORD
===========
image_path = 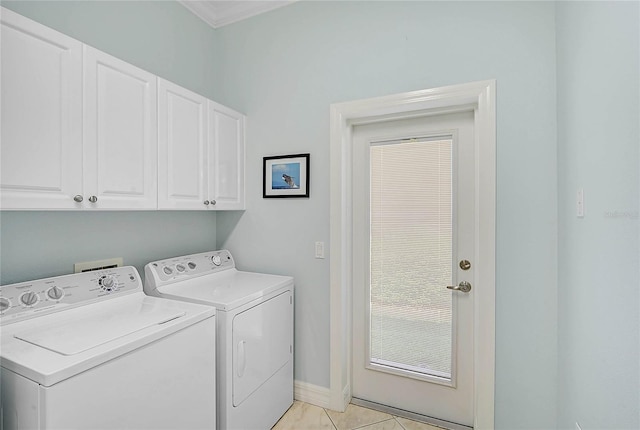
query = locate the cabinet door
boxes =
[158,79,209,210]
[208,101,245,210]
[0,8,83,209]
[83,46,157,209]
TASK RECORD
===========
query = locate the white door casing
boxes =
[351,112,474,426]
[329,80,496,429]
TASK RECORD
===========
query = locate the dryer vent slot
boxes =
[74,258,123,273]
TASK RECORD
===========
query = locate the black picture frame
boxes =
[263,153,310,198]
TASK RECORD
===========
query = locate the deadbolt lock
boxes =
[459,260,471,271]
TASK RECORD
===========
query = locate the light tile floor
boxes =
[273,401,445,430]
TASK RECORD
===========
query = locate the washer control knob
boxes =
[47,286,64,300]
[163,266,174,276]
[176,264,186,273]
[20,291,39,307]
[0,297,11,312]
[211,255,222,266]
[187,261,197,270]
[99,275,118,292]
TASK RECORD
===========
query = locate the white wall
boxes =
[556,2,640,429]
[213,2,559,428]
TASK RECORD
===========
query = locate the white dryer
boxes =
[0,266,216,430]
[144,250,294,430]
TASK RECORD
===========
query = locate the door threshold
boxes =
[351,397,473,430]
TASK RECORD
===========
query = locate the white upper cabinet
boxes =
[0,8,83,209]
[1,8,245,211]
[158,78,208,210]
[83,46,158,209]
[158,81,246,211]
[208,101,245,210]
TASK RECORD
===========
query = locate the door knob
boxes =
[447,281,472,293]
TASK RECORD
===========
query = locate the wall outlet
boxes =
[74,257,123,273]
[315,241,325,259]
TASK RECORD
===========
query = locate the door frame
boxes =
[329,80,496,429]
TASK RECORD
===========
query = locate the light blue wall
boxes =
[0,212,217,284]
[0,1,220,284]
[556,2,640,429]
[213,2,559,428]
[1,0,219,98]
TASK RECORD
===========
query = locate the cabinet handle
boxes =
[88,196,98,203]
[211,200,216,206]
[204,200,210,205]
[73,195,83,203]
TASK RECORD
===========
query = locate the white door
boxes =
[83,46,157,209]
[0,8,83,209]
[352,111,475,427]
[158,78,208,210]
[208,101,245,210]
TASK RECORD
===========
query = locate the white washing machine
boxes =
[0,266,216,430]
[144,250,294,430]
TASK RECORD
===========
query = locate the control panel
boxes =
[0,266,141,325]
[145,250,235,287]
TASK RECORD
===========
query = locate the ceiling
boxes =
[178,0,295,28]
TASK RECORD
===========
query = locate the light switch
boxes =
[577,188,584,218]
[315,241,325,259]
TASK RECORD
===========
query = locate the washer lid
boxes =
[1,293,215,387]
[156,269,294,311]
[15,307,185,356]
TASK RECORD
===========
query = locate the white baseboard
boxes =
[294,380,331,409]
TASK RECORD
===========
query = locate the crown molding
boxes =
[179,1,294,29]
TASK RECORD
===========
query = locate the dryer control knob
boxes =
[47,286,64,300]
[176,264,186,273]
[20,291,39,307]
[163,266,174,276]
[211,255,222,266]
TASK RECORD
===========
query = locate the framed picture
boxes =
[263,153,310,198]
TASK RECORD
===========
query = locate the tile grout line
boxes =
[323,407,338,430]
[322,405,404,430]
[394,416,408,430]
[351,417,399,430]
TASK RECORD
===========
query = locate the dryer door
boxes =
[232,290,292,407]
